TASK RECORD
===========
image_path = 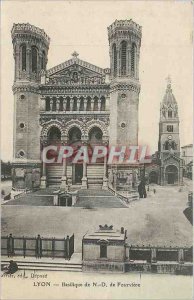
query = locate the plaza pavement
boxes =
[1,180,193,253]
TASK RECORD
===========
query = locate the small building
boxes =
[181,144,193,166]
[53,190,78,206]
[82,225,127,273]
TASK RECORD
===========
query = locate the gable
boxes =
[46,56,108,86]
[163,154,182,164]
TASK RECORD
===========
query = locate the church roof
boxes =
[47,52,109,77]
[162,82,177,105]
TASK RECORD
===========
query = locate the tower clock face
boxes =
[168,135,172,140]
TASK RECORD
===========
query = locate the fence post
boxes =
[151,248,157,263]
[64,237,67,259]
[72,234,74,255]
[23,236,26,258]
[66,235,70,260]
[52,238,55,259]
[7,234,14,257]
[35,235,42,259]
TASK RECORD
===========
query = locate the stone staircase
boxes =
[47,164,63,186]
[75,189,127,208]
[87,164,104,189]
[1,254,82,272]
[47,164,104,189]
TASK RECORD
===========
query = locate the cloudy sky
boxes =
[1,0,193,161]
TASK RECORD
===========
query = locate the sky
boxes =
[1,0,193,161]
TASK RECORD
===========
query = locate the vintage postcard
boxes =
[1,0,193,299]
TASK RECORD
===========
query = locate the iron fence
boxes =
[1,234,74,260]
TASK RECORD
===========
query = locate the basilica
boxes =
[11,20,183,194]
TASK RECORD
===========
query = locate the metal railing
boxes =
[1,234,74,260]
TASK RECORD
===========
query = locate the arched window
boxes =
[41,50,46,70]
[112,44,117,77]
[131,43,137,76]
[79,97,84,111]
[66,97,70,111]
[93,97,98,111]
[168,110,172,118]
[45,98,50,111]
[21,45,26,71]
[59,97,63,111]
[101,96,106,111]
[86,97,91,111]
[31,46,38,73]
[121,41,127,75]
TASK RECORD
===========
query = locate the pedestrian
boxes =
[35,234,42,259]
[4,260,18,274]
[7,234,14,257]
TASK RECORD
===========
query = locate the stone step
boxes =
[1,260,82,272]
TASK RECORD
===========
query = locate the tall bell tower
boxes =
[158,78,183,185]
[11,23,50,192]
[108,20,142,147]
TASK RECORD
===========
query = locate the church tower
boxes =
[108,20,142,146]
[11,23,50,192]
[158,78,183,185]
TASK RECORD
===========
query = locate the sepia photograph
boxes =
[1,0,193,299]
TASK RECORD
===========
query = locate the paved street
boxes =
[1,180,192,253]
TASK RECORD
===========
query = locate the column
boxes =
[50,99,53,111]
[77,98,81,112]
[83,96,87,111]
[91,98,95,111]
[70,96,74,111]
[40,161,47,188]
[81,161,88,189]
[56,97,60,111]
[102,151,108,190]
[151,248,157,263]
[61,156,68,190]
[98,98,101,111]
[26,45,31,80]
[180,166,183,185]
[106,95,110,111]
[15,45,20,81]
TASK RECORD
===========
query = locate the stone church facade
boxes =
[11,20,142,192]
[147,80,183,186]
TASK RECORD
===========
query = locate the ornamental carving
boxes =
[47,64,106,86]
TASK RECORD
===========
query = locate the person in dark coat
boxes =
[5,260,18,274]
[35,235,42,259]
[7,234,14,257]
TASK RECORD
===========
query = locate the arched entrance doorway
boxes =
[165,165,178,184]
[46,126,62,186]
[88,127,103,146]
[88,126,104,188]
[149,171,158,184]
[68,127,83,185]
[47,126,61,144]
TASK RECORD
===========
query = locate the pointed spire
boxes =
[166,75,171,89]
[162,76,176,105]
